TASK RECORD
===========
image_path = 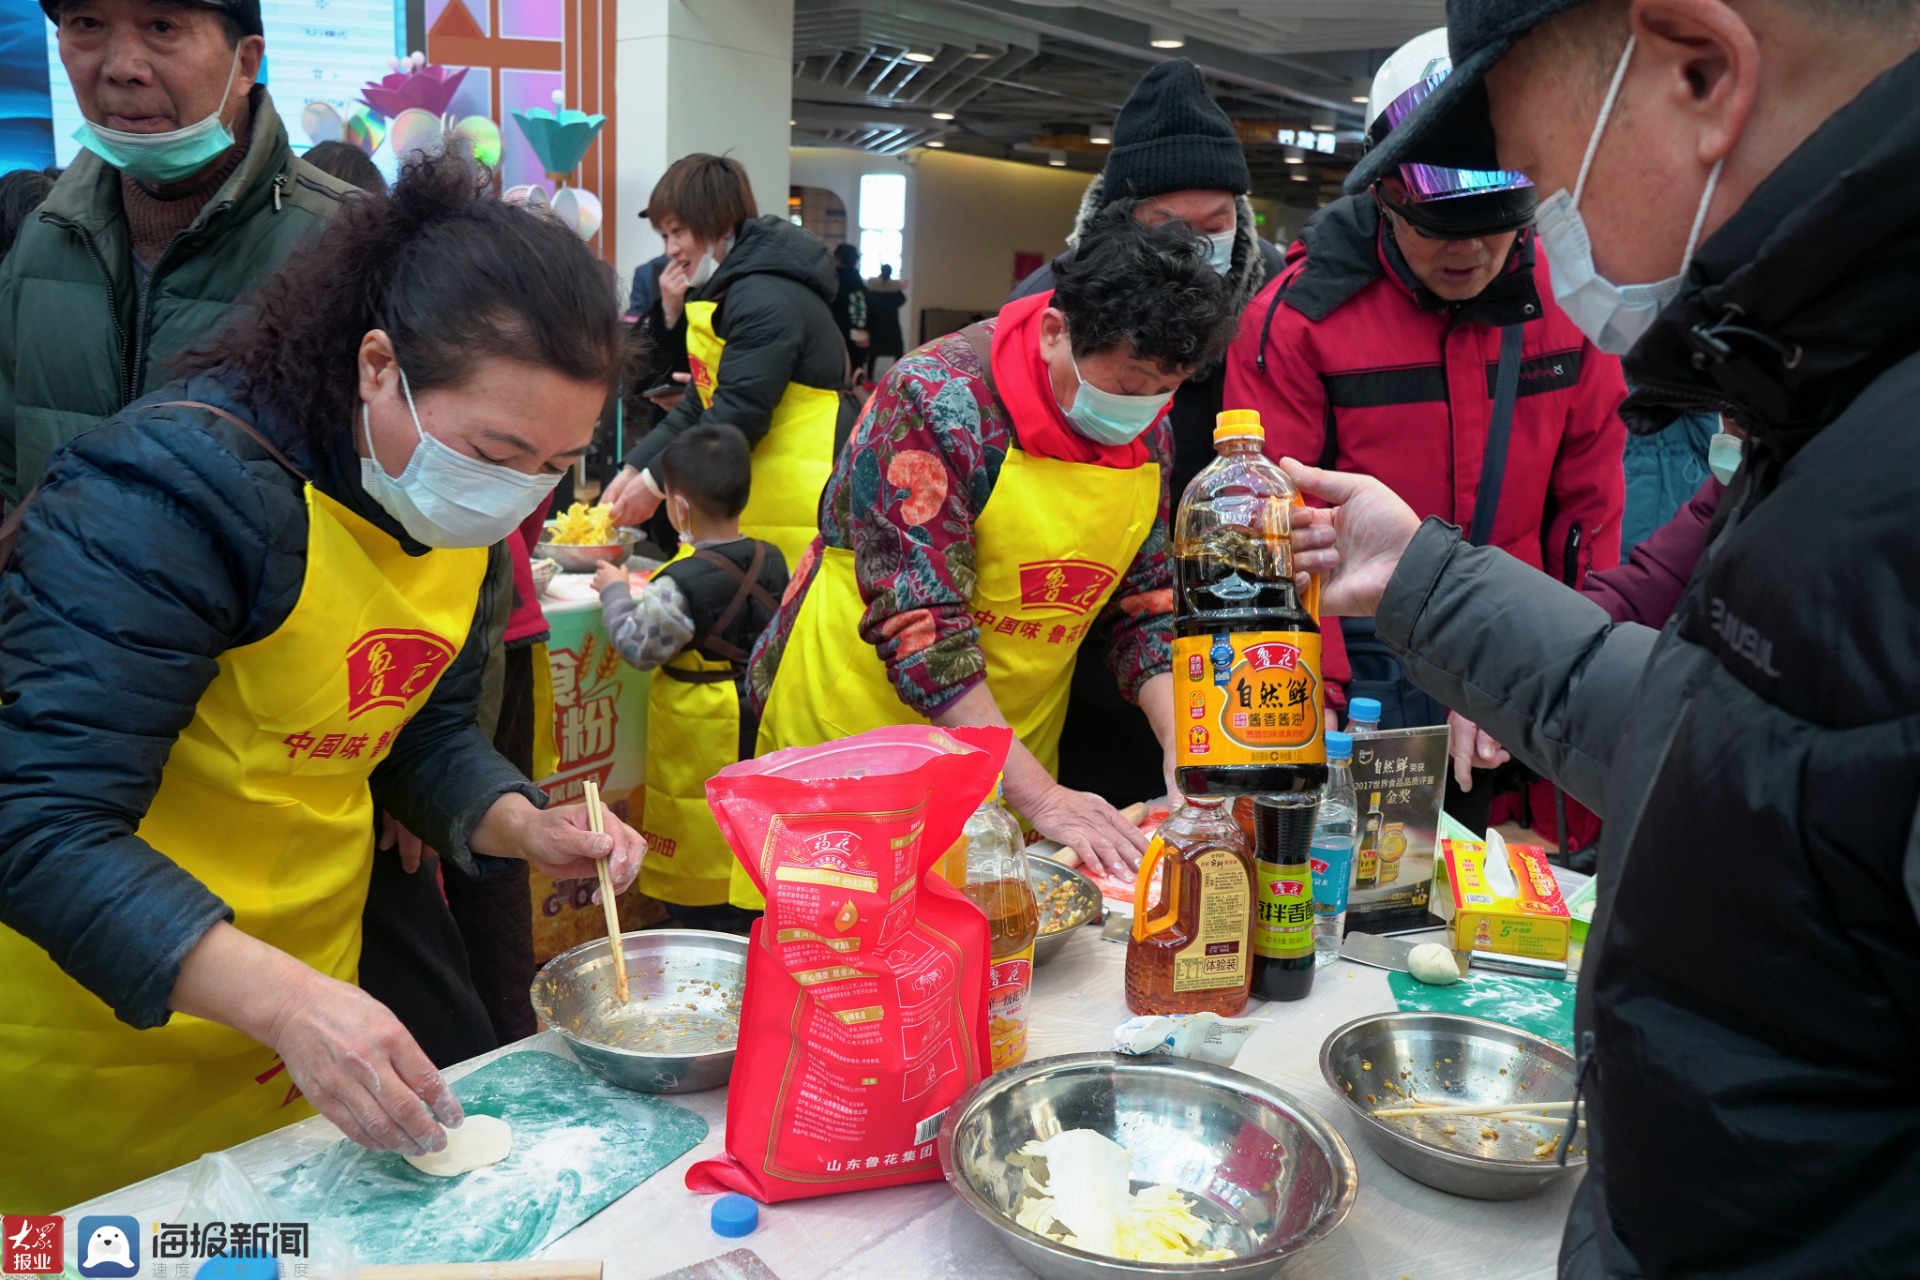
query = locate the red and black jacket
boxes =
[1223,195,1627,707]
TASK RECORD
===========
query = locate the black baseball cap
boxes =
[39,0,264,39]
[1345,0,1593,195]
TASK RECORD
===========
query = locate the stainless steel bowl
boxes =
[940,1052,1356,1279]
[535,528,638,574]
[1318,1012,1586,1200]
[1027,853,1104,966]
[530,929,745,1094]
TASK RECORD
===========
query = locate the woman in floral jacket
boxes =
[747,208,1237,884]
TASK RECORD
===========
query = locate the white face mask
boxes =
[687,234,732,288]
[359,369,565,548]
[1203,229,1236,276]
[1534,35,1723,356]
[1064,351,1173,446]
[1708,429,1744,484]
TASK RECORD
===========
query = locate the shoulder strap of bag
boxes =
[1466,324,1524,548]
[1,400,306,573]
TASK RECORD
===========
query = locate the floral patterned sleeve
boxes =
[1096,414,1176,701]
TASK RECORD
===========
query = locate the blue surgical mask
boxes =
[1708,429,1743,485]
[1534,36,1722,356]
[360,370,565,548]
[1065,352,1172,446]
[73,49,243,185]
[1204,229,1236,275]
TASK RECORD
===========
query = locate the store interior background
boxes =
[1,0,1428,347]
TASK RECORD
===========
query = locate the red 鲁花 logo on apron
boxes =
[1018,560,1116,615]
[689,353,716,402]
[346,629,456,719]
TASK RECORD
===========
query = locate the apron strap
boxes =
[2,401,308,574]
[687,543,777,666]
[659,664,740,685]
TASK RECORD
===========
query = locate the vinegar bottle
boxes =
[1124,797,1254,1016]
[960,778,1038,1071]
[1173,410,1328,799]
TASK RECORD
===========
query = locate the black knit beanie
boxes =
[1102,59,1251,199]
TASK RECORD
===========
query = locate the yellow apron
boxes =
[0,487,485,1211]
[745,446,1160,908]
[637,545,743,907]
[684,298,840,571]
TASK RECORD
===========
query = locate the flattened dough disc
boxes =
[403,1114,513,1177]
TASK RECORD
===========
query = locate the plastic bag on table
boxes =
[171,1152,358,1280]
[686,725,1009,1203]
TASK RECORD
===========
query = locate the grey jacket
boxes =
[1375,48,1920,1279]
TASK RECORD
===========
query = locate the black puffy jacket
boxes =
[1373,53,1920,1277]
[622,215,844,475]
[0,371,539,1030]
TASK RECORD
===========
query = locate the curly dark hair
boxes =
[1053,201,1236,372]
[180,151,628,445]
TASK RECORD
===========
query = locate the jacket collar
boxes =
[37,86,292,242]
[1622,49,1920,460]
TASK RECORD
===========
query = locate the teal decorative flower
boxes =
[511,90,607,180]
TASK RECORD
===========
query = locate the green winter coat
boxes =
[0,89,353,503]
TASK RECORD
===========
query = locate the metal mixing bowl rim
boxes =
[529,927,747,1064]
[939,1050,1359,1274]
[1317,1011,1587,1173]
[1026,851,1104,937]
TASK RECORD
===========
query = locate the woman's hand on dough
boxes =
[267,968,463,1155]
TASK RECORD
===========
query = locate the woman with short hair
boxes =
[0,153,646,1210]
[602,153,848,570]
[746,207,1237,900]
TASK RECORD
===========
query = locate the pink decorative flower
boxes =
[360,61,468,120]
[886,450,948,526]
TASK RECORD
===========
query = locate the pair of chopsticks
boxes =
[583,779,628,1005]
[1372,1099,1584,1128]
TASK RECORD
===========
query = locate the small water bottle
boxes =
[1310,732,1358,966]
[1346,697,1382,736]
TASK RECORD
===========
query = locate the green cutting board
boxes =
[268,1050,707,1264]
[1388,970,1576,1049]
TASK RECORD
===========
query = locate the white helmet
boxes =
[1363,28,1536,240]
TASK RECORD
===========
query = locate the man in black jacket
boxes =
[1286,0,1920,1275]
[1010,57,1283,804]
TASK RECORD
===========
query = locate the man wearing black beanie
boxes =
[1011,58,1282,806]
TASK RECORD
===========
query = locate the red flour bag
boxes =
[685,725,1009,1203]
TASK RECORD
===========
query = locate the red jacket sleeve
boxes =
[1223,273,1349,710]
[1543,340,1628,586]
[1582,478,1723,627]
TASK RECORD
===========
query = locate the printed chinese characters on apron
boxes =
[0,486,485,1210]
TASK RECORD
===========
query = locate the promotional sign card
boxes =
[1346,725,1449,930]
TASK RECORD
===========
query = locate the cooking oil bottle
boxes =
[960,778,1038,1071]
[1173,410,1328,799]
[1124,797,1254,1016]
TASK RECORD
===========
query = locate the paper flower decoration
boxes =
[511,90,607,183]
[360,52,469,120]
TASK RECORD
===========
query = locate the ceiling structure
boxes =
[789,0,1447,202]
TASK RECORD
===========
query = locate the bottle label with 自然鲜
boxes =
[1254,861,1315,959]
[1174,631,1325,768]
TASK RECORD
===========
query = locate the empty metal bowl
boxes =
[940,1052,1356,1279]
[535,528,638,574]
[1318,1012,1586,1200]
[1027,853,1104,966]
[530,929,745,1094]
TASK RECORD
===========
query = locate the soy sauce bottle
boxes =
[1252,796,1318,1001]
[1173,410,1328,799]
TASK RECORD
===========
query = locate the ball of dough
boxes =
[1408,943,1462,986]
[403,1113,513,1177]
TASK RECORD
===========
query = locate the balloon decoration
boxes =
[509,90,609,240]
[301,53,500,167]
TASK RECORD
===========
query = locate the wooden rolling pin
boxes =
[364,1263,602,1280]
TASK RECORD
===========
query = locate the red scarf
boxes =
[988,291,1154,469]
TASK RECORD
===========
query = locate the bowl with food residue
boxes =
[1026,853,1104,966]
[1318,1011,1586,1200]
[531,929,745,1093]
[940,1051,1355,1279]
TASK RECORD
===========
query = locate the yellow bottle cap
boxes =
[1215,409,1264,441]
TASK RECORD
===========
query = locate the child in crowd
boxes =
[592,424,787,934]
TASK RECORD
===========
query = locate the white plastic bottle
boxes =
[1311,732,1358,965]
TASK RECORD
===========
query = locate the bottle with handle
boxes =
[1124,797,1254,1016]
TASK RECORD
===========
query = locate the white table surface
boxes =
[73,920,1576,1280]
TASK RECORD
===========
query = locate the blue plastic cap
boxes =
[1325,730,1353,760]
[1348,698,1382,725]
[712,1193,759,1237]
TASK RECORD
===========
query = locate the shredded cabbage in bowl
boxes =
[1010,1131,1234,1264]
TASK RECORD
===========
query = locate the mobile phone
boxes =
[642,380,681,400]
